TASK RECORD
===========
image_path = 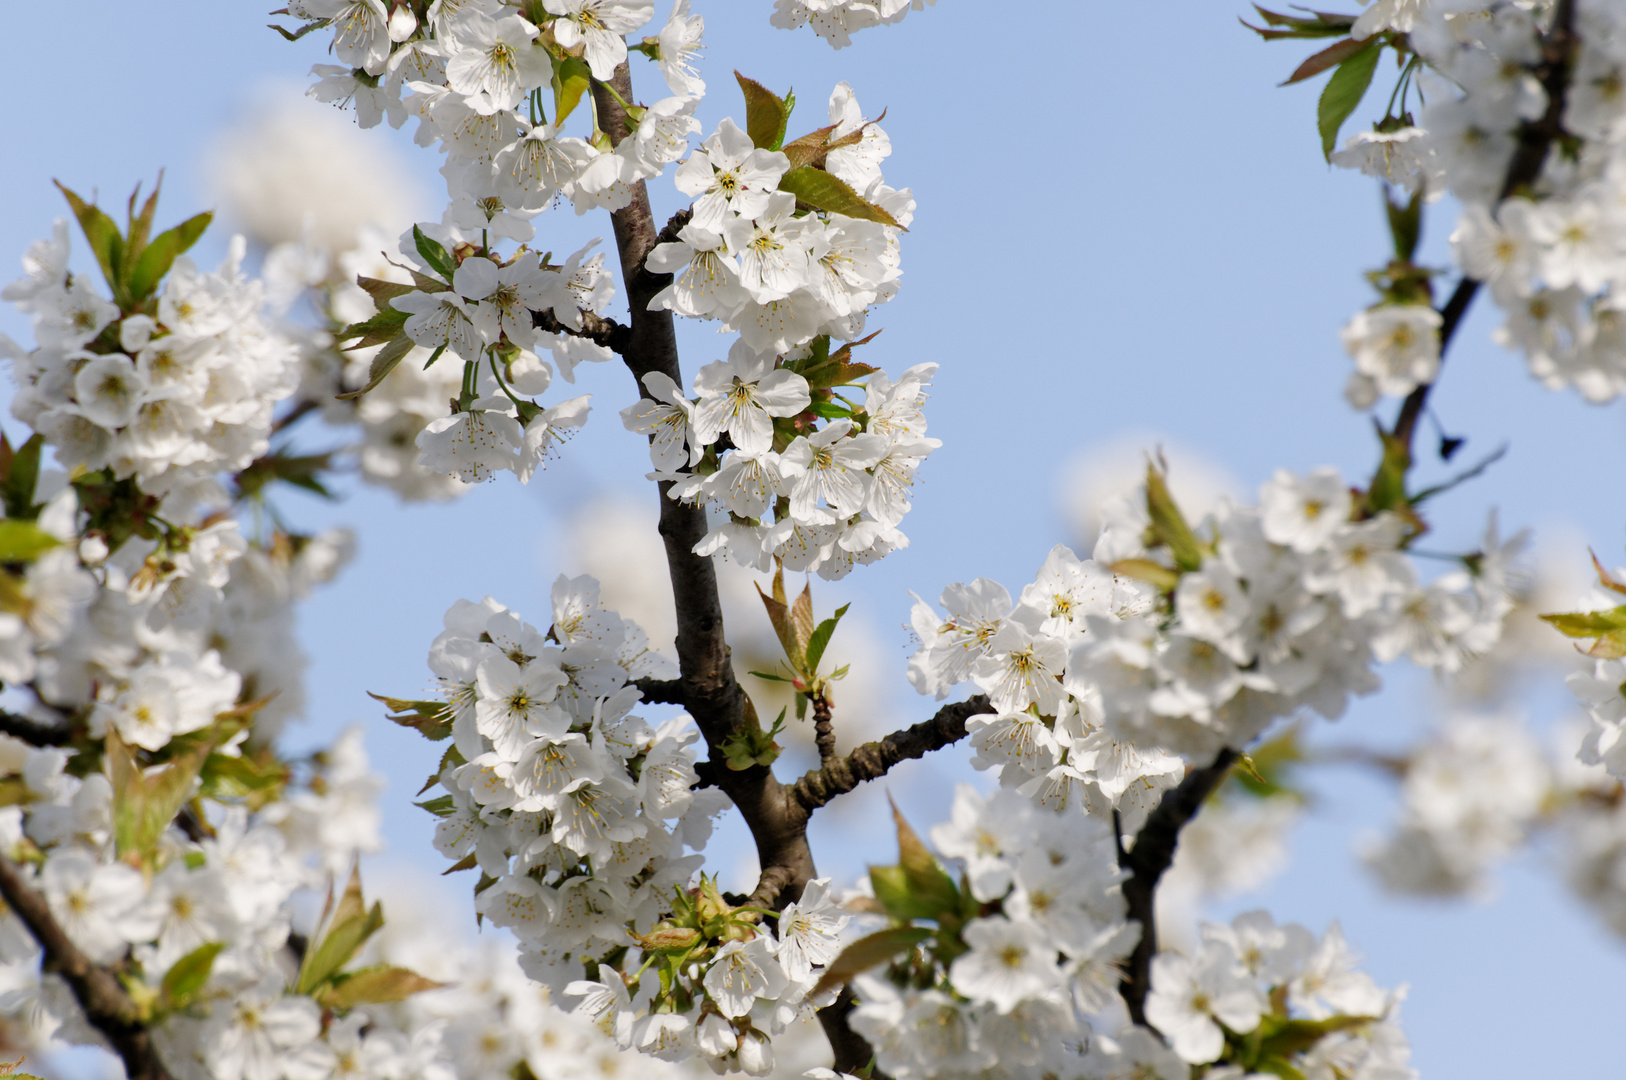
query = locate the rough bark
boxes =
[792,696,994,812]
[592,60,818,905]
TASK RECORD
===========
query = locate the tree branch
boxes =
[812,691,836,766]
[1387,0,1579,459]
[632,677,686,705]
[0,709,72,747]
[791,696,994,813]
[531,307,630,354]
[1117,747,1239,1027]
[0,855,173,1080]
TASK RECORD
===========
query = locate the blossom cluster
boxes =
[413,576,855,1073]
[848,784,1135,1080]
[624,347,939,579]
[1144,910,1413,1073]
[1361,714,1550,896]
[1332,2,1626,404]
[0,723,429,1080]
[909,466,1518,829]
[266,225,473,501]
[287,1,923,561]
[2,223,300,509]
[844,784,1414,1080]
[769,0,937,49]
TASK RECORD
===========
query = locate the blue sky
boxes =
[5,3,1626,1076]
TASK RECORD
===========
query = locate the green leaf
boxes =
[234,452,336,501]
[1541,606,1626,659]
[413,225,457,281]
[805,399,854,420]
[317,965,442,1010]
[1144,463,1203,573]
[334,306,410,349]
[1365,420,1412,513]
[128,212,212,301]
[160,942,224,1011]
[371,692,454,740]
[1256,1014,1378,1059]
[735,71,792,151]
[720,696,781,770]
[268,18,330,41]
[804,603,849,674]
[810,925,933,997]
[415,794,456,817]
[777,167,900,228]
[356,275,416,306]
[748,670,792,683]
[1108,557,1181,593]
[1227,723,1305,801]
[54,181,125,301]
[1318,41,1382,160]
[123,179,162,284]
[552,55,592,127]
[0,521,60,563]
[1281,36,1367,85]
[297,866,386,995]
[198,750,287,804]
[1385,187,1423,262]
[887,796,961,920]
[790,582,816,657]
[755,567,801,664]
[335,332,415,401]
[869,865,952,923]
[790,330,882,390]
[1243,4,1355,38]
[108,731,213,861]
[1592,551,1626,597]
[0,434,43,520]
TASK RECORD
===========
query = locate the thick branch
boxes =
[0,710,72,747]
[817,985,888,1079]
[594,54,818,899]
[0,855,172,1080]
[531,307,630,354]
[1117,747,1238,1026]
[746,864,798,910]
[792,696,993,813]
[632,677,685,704]
[1388,0,1578,457]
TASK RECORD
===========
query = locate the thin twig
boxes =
[812,691,836,766]
[270,397,319,435]
[0,855,173,1080]
[1118,747,1239,1027]
[1387,0,1579,459]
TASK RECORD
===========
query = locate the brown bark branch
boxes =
[531,307,630,354]
[0,855,173,1080]
[1387,0,1579,459]
[0,710,72,747]
[632,677,685,704]
[593,59,870,1068]
[812,692,836,766]
[791,696,994,813]
[1117,747,1239,1027]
